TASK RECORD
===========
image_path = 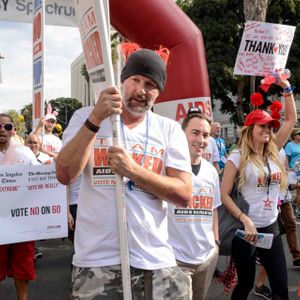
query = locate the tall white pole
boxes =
[80,0,132,298]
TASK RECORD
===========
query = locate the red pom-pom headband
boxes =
[269,100,283,120]
[250,92,264,107]
[120,42,170,64]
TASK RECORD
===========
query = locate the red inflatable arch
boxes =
[110,0,211,121]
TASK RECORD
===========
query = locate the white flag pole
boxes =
[32,0,45,137]
[94,1,132,299]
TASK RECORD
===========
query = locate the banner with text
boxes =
[0,0,77,27]
[32,0,45,129]
[234,21,295,76]
[154,97,213,123]
[0,164,67,245]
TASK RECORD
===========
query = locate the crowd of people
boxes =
[1,44,300,300]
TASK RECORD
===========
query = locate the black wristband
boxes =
[84,119,100,133]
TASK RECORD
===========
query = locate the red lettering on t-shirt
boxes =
[188,194,213,209]
[94,148,108,166]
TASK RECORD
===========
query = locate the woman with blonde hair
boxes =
[221,75,296,300]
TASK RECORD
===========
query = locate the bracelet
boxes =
[84,119,100,133]
[282,85,295,94]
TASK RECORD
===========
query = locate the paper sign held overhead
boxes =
[234,21,296,76]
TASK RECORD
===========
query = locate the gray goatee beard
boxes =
[124,98,153,117]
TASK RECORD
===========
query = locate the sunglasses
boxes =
[26,141,39,145]
[0,122,14,131]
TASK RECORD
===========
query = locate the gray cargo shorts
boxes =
[71,264,190,299]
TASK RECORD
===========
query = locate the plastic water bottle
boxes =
[261,69,291,84]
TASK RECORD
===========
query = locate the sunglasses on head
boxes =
[187,107,202,116]
[0,122,14,131]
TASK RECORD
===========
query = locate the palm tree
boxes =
[80,63,90,106]
[244,0,270,95]
[244,0,269,22]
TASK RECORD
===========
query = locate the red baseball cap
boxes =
[244,109,280,128]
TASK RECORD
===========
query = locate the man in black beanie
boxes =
[57,46,192,299]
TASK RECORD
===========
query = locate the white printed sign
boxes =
[0,164,67,245]
[153,97,213,123]
[0,0,77,27]
[73,0,111,100]
[234,21,296,76]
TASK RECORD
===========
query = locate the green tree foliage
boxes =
[178,0,300,125]
[20,103,33,134]
[5,109,26,138]
[20,98,82,133]
[48,98,82,131]
[267,0,300,82]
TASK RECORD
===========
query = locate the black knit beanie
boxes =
[121,49,167,92]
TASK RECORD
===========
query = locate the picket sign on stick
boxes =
[73,0,132,296]
[96,1,132,300]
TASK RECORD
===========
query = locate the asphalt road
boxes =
[0,221,299,300]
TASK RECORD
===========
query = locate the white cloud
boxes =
[0,21,82,112]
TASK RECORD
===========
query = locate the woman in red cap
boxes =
[221,74,296,300]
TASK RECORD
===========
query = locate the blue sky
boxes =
[0,20,82,112]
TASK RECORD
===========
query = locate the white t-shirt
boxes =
[279,148,292,202]
[202,136,220,164]
[168,158,221,264]
[228,151,281,228]
[69,174,82,206]
[62,107,191,269]
[0,139,38,165]
[42,134,62,154]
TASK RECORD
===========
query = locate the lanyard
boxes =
[266,159,272,199]
[217,139,222,151]
[120,113,150,190]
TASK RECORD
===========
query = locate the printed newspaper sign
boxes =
[0,0,77,27]
[0,164,67,245]
[234,21,296,76]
